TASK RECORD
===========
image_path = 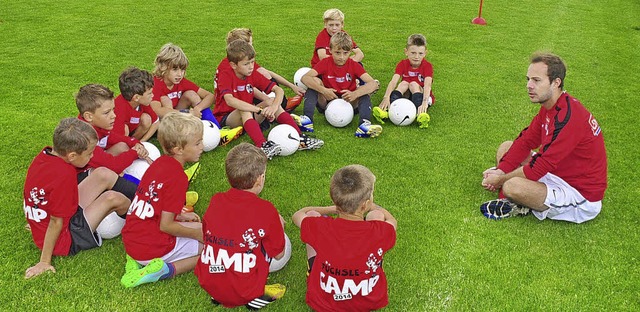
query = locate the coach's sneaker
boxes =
[121,258,169,288]
[355,120,383,138]
[182,191,199,213]
[417,112,431,129]
[480,199,530,220]
[219,126,243,146]
[285,95,303,112]
[291,114,314,132]
[125,255,141,273]
[372,107,388,124]
[298,134,324,151]
[184,162,200,183]
[261,140,282,160]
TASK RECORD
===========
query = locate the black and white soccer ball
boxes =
[269,233,292,272]
[96,212,125,239]
[267,124,300,156]
[202,120,220,152]
[389,98,417,126]
[325,99,354,128]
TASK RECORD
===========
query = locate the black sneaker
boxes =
[480,199,530,220]
[298,134,324,151]
[260,140,282,160]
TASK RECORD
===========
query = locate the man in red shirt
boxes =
[481,53,607,223]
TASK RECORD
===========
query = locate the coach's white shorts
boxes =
[533,173,601,224]
[137,236,200,265]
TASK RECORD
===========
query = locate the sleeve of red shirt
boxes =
[423,61,434,78]
[162,175,188,215]
[394,60,404,75]
[112,101,128,137]
[261,204,285,257]
[216,70,235,99]
[522,109,583,181]
[375,221,397,252]
[107,131,140,148]
[253,73,276,94]
[497,114,543,174]
[88,147,138,174]
[181,78,201,92]
[300,217,318,247]
[352,60,366,78]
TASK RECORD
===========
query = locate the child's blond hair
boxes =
[157,112,203,155]
[407,34,427,48]
[119,67,154,101]
[226,28,252,45]
[75,84,114,114]
[53,118,98,156]
[323,8,344,23]
[227,39,256,64]
[329,31,353,52]
[225,143,267,190]
[330,165,376,214]
[153,43,189,78]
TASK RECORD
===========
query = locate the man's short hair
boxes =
[119,67,154,101]
[157,112,203,155]
[330,165,376,214]
[53,118,98,156]
[225,143,267,190]
[75,84,114,114]
[531,52,566,89]
[226,28,252,45]
[153,43,189,78]
[323,8,345,23]
[227,39,256,64]
[329,31,352,52]
[407,34,427,48]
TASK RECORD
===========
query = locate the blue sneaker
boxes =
[291,114,314,132]
[355,120,382,138]
[480,199,530,220]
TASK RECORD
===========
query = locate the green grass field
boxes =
[1,0,639,310]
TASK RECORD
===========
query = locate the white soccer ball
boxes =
[389,98,417,126]
[267,124,300,156]
[202,120,221,152]
[325,99,354,128]
[96,211,125,239]
[123,159,151,183]
[141,142,161,160]
[269,233,292,272]
[293,67,312,91]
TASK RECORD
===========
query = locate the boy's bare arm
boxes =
[343,73,378,102]
[159,211,203,242]
[380,74,402,110]
[25,216,64,278]
[292,205,337,228]
[194,88,215,111]
[371,205,397,230]
[351,47,364,63]
[301,70,338,100]
[267,70,305,96]
[139,122,159,142]
[419,77,434,114]
[150,98,174,118]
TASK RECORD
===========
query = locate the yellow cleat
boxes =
[372,107,388,124]
[417,112,431,129]
[263,284,287,301]
[184,162,200,183]
[219,126,243,146]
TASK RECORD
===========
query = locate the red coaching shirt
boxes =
[497,92,607,202]
[23,148,77,256]
[121,155,188,260]
[301,217,396,312]
[196,188,284,307]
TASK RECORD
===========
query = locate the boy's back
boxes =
[301,215,396,311]
[24,148,79,256]
[122,154,188,260]
[196,187,284,307]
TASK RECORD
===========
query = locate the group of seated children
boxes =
[22,7,419,311]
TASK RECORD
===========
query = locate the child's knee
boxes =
[91,167,118,184]
[140,113,152,127]
[306,210,322,217]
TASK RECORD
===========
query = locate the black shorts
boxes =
[68,207,102,255]
[77,170,90,184]
[220,114,230,127]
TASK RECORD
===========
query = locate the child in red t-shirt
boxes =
[214,40,323,159]
[196,143,288,309]
[120,112,204,288]
[301,32,382,138]
[113,67,158,142]
[374,34,435,129]
[23,118,130,279]
[310,8,364,68]
[293,165,397,312]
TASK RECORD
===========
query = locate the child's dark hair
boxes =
[225,143,267,190]
[407,34,427,48]
[227,39,256,64]
[75,84,114,114]
[119,67,154,101]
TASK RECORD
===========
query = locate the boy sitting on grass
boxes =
[310,8,364,68]
[293,164,397,311]
[196,143,288,310]
[374,34,435,128]
[150,43,242,146]
[23,118,131,279]
[300,32,381,138]
[113,67,159,142]
[120,112,204,288]
[214,39,323,159]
